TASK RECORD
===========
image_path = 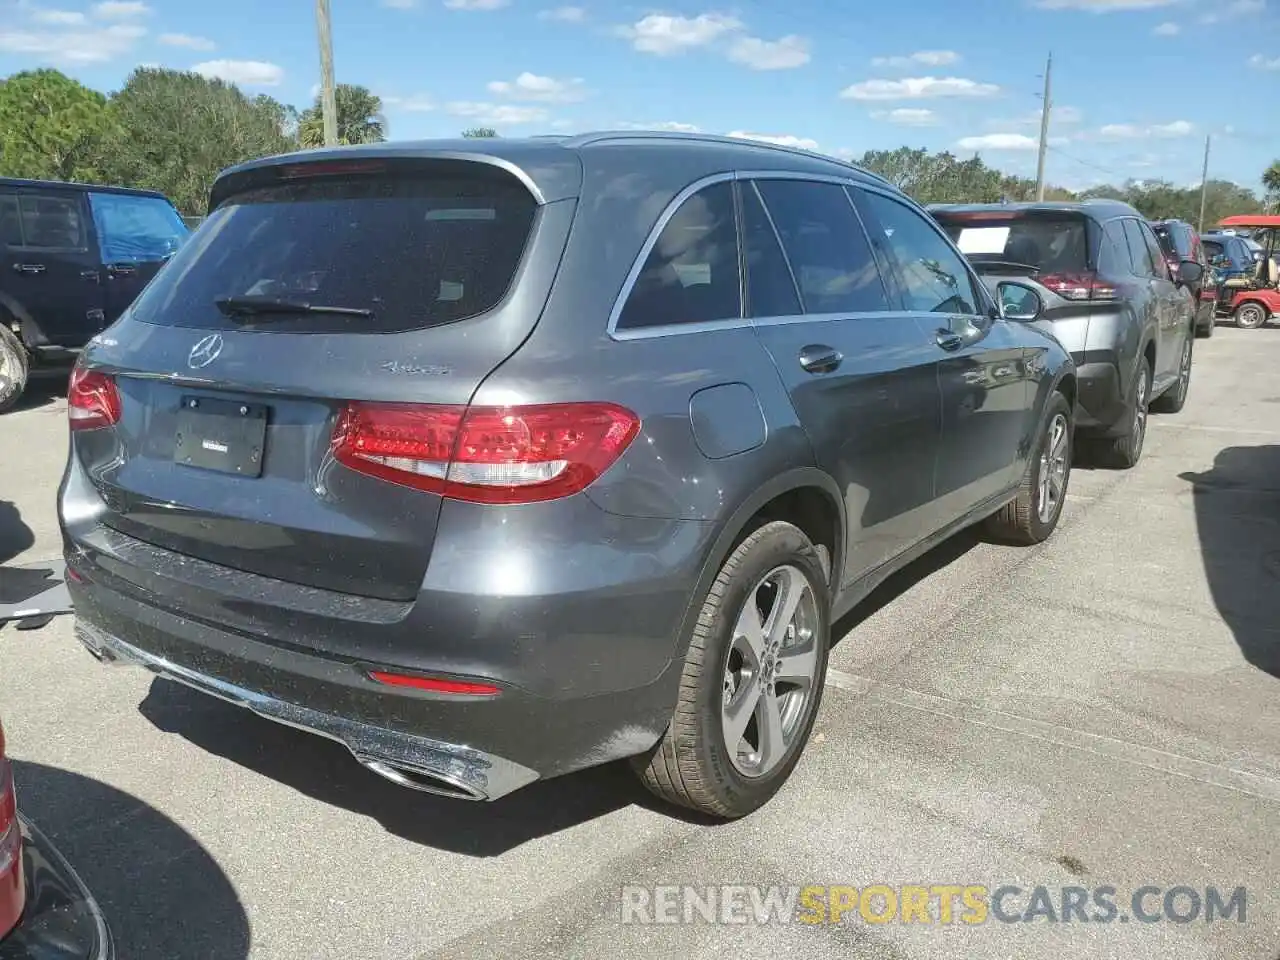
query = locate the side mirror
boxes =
[996,280,1044,322]
[1178,260,1204,285]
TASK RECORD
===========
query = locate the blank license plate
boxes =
[174,396,268,477]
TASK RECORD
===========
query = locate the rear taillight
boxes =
[0,722,24,940]
[1037,271,1119,302]
[67,366,122,431]
[331,401,640,504]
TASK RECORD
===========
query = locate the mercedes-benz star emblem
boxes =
[188,333,224,369]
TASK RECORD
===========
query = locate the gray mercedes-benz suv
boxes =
[930,201,1200,469]
[61,133,1075,818]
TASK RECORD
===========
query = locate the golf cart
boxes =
[1214,215,1280,329]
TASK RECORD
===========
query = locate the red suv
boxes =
[0,716,114,959]
[1151,219,1215,338]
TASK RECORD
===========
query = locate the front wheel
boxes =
[633,520,830,818]
[1235,302,1267,329]
[985,391,1073,545]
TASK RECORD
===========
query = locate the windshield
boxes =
[88,192,189,263]
[128,172,537,334]
[934,212,1090,273]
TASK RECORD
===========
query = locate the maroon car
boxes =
[0,716,114,959]
[1151,218,1215,338]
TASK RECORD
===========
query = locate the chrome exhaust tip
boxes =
[354,755,489,801]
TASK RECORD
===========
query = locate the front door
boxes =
[855,187,1032,520]
[741,176,942,585]
[0,187,103,348]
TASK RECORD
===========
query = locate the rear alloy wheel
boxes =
[1234,302,1267,329]
[633,520,829,818]
[1097,355,1150,470]
[984,391,1072,545]
[1151,336,1192,414]
[0,327,28,414]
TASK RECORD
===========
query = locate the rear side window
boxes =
[741,182,802,318]
[89,192,189,264]
[1122,219,1156,277]
[130,172,537,334]
[1099,221,1134,276]
[14,194,86,250]
[0,195,20,247]
[754,179,890,315]
[617,180,741,331]
[937,212,1089,275]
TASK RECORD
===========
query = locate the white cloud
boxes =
[1034,0,1177,9]
[443,0,509,8]
[1201,0,1264,21]
[840,76,1000,100]
[0,21,144,62]
[727,130,819,150]
[618,120,702,132]
[726,34,810,70]
[872,50,960,67]
[487,72,586,102]
[1096,119,1194,138]
[92,1,149,17]
[871,107,938,126]
[617,12,741,55]
[31,9,87,25]
[1153,20,1180,34]
[539,5,585,20]
[192,59,284,87]
[382,93,435,112]
[956,133,1040,151]
[446,101,550,124]
[159,32,214,50]
[1249,53,1280,70]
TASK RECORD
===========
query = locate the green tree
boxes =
[0,69,114,181]
[461,127,499,138]
[103,68,296,215]
[297,84,385,148]
[1264,161,1280,193]
[856,146,1062,204]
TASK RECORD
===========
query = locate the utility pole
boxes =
[1034,52,1053,201]
[1197,134,1212,233]
[315,0,339,146]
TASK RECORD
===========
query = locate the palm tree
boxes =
[297,84,386,148]
[1265,160,1280,193]
[461,127,499,138]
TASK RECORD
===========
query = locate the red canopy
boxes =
[1218,215,1280,229]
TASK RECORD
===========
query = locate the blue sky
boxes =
[4,0,1279,191]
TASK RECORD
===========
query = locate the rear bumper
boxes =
[1071,352,1127,434]
[0,817,113,960]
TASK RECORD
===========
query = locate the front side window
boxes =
[617,180,741,331]
[861,191,979,314]
[89,192,190,264]
[753,179,890,315]
[16,194,86,250]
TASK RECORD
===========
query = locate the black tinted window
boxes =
[1122,219,1155,277]
[741,182,801,318]
[755,179,889,314]
[618,181,740,331]
[1139,221,1171,279]
[130,173,537,334]
[0,196,21,247]
[862,191,979,314]
[17,194,86,250]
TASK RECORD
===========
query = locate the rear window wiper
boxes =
[214,295,374,319]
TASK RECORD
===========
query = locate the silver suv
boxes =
[62,133,1075,818]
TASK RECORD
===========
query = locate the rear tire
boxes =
[1151,335,1192,414]
[1235,302,1267,329]
[0,327,28,414]
[1096,355,1150,470]
[985,391,1072,545]
[633,520,830,819]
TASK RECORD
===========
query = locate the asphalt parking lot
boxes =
[1,327,1277,960]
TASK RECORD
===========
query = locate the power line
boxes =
[1045,144,1120,180]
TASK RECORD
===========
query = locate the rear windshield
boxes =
[934,212,1090,273]
[1152,224,1191,258]
[128,173,537,334]
[89,192,189,263]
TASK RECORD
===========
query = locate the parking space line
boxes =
[1147,421,1280,440]
[823,667,1280,802]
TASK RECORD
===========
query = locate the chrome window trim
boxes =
[606,168,875,341]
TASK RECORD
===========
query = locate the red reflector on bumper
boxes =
[368,670,502,696]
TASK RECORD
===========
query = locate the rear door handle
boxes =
[80,269,100,282]
[106,263,136,277]
[935,329,965,351]
[799,344,842,374]
[12,263,45,275]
